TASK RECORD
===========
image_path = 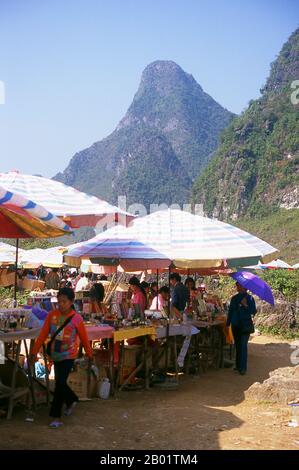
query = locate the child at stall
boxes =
[35,353,47,380]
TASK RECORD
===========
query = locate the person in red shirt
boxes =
[129,276,147,314]
[31,287,93,428]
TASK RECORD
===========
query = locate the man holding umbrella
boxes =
[227,282,257,375]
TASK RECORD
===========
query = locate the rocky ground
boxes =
[0,335,298,450]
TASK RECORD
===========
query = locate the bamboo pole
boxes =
[13,239,19,307]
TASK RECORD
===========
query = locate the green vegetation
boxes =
[259,269,299,302]
[0,287,30,306]
[18,239,57,250]
[210,269,298,340]
[235,208,299,264]
[256,325,298,341]
[210,268,298,304]
[192,28,299,222]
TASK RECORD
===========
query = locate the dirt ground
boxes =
[0,335,298,450]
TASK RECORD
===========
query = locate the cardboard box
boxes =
[123,345,141,368]
[94,349,111,369]
[119,366,135,385]
[67,366,97,399]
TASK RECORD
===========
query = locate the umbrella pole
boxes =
[156,269,159,310]
[14,239,19,307]
[165,264,171,371]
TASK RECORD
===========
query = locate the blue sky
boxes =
[0,0,298,177]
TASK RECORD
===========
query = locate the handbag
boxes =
[237,297,255,335]
[241,322,255,335]
[45,314,75,357]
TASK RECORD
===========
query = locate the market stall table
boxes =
[85,324,115,341]
[113,326,156,392]
[150,322,200,377]
[155,323,199,339]
[0,326,41,419]
[83,324,115,396]
[190,319,227,373]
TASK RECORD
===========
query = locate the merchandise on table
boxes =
[0,308,35,331]
[27,289,58,311]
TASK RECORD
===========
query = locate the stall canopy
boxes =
[65,209,278,270]
[20,246,65,269]
[65,225,170,270]
[0,170,133,228]
[0,242,26,266]
[244,258,293,270]
[0,185,71,238]
[0,184,72,303]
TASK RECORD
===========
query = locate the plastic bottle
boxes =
[98,378,111,399]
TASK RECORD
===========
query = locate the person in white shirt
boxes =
[150,286,169,311]
[75,272,89,292]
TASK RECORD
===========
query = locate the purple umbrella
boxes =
[230,271,275,306]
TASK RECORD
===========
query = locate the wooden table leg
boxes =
[87,358,91,398]
[42,345,50,405]
[108,339,115,396]
[144,336,150,390]
[7,340,21,420]
[119,362,143,392]
[114,341,124,394]
[173,336,179,380]
[23,339,36,413]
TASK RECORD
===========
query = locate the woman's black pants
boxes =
[50,359,78,418]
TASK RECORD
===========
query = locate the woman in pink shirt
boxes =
[129,276,147,314]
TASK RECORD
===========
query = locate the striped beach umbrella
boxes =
[0,171,132,228]
[65,225,170,270]
[244,259,293,270]
[20,246,65,269]
[0,184,72,303]
[65,209,278,270]
[123,209,279,269]
[0,184,71,238]
[0,242,26,266]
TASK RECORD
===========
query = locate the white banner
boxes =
[177,336,191,368]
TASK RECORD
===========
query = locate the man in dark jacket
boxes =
[170,273,190,319]
[227,282,257,375]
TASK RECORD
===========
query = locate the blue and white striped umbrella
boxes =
[0,171,132,227]
[65,209,278,269]
[65,225,170,270]
[0,184,71,237]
